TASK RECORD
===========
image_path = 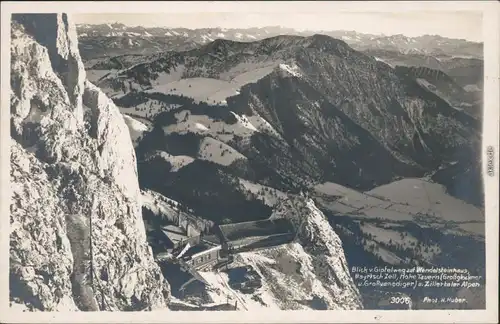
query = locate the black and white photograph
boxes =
[1,1,498,323]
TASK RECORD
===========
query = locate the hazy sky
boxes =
[74,11,483,41]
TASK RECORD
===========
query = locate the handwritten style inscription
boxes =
[351,266,481,289]
[421,296,467,304]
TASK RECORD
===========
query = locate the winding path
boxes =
[215,272,248,311]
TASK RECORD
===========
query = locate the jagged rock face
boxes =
[394,65,482,118]
[11,14,85,125]
[10,14,170,311]
[267,197,363,309]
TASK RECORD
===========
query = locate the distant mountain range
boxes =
[77,23,484,102]
[76,23,483,61]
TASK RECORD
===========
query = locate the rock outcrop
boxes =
[10,13,170,311]
[270,197,363,309]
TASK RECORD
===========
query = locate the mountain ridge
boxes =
[76,23,483,60]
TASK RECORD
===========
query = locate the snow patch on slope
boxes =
[198,137,247,166]
[123,114,149,147]
[141,189,182,215]
[464,84,481,92]
[107,62,278,105]
[374,57,394,68]
[366,179,484,224]
[147,77,238,104]
[147,150,195,172]
[278,63,302,78]
[163,110,259,142]
[199,270,279,310]
[86,69,117,84]
[119,100,181,120]
[313,182,392,216]
[246,115,281,137]
[238,179,288,207]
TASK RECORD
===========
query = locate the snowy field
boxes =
[86,69,116,83]
[145,64,278,104]
[119,101,182,120]
[366,179,484,223]
[141,189,182,216]
[313,178,484,237]
[162,110,279,144]
[219,62,280,81]
[146,77,237,104]
[197,137,247,166]
[122,114,149,147]
[238,179,288,207]
[123,108,281,170]
[147,150,195,172]
[92,58,296,109]
[142,135,246,170]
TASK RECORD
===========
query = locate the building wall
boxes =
[179,211,213,235]
[186,224,201,237]
[186,246,223,269]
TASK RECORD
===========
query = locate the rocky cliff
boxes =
[269,197,363,309]
[10,13,170,311]
[196,196,363,310]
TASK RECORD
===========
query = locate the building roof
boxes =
[202,234,222,246]
[181,243,217,259]
[218,218,295,242]
[161,225,189,245]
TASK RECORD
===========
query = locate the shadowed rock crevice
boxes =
[64,214,99,311]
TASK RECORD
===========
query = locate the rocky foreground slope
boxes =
[10,14,170,311]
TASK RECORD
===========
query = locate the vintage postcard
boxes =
[1,1,498,323]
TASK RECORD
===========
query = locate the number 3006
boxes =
[390,296,411,304]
